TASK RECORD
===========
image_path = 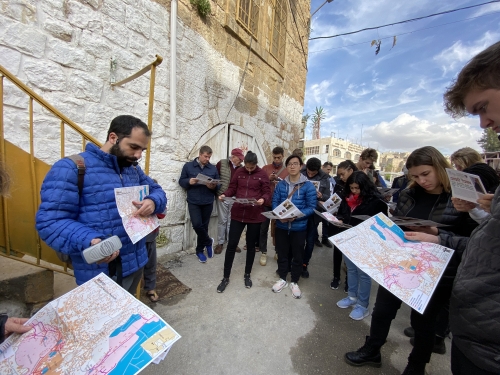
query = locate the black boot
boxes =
[401,360,425,375]
[344,336,382,367]
[409,336,446,355]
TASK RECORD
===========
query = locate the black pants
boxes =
[451,341,497,375]
[328,225,345,280]
[303,217,318,266]
[276,227,306,283]
[188,202,213,253]
[223,220,261,278]
[259,207,271,253]
[321,218,329,241]
[368,281,453,364]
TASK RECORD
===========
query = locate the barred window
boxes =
[305,146,319,155]
[333,149,341,157]
[345,151,352,160]
[354,154,360,162]
[270,0,287,64]
[237,0,259,38]
[324,144,329,154]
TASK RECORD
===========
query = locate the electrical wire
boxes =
[225,37,253,121]
[309,0,500,41]
[309,10,500,53]
[292,0,312,32]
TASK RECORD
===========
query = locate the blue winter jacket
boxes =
[272,175,317,232]
[35,143,167,285]
[179,158,220,205]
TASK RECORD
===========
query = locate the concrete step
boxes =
[0,256,55,316]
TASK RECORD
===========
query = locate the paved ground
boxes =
[142,237,452,375]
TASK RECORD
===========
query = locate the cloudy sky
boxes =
[303,0,500,154]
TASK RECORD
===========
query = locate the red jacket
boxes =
[261,163,289,206]
[223,166,271,223]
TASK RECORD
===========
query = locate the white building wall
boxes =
[0,0,304,257]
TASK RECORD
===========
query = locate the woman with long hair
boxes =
[329,160,358,291]
[336,171,388,320]
[217,151,271,293]
[450,147,484,171]
[344,146,477,375]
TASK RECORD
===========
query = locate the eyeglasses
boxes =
[288,162,300,167]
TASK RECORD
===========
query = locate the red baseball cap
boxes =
[231,148,244,160]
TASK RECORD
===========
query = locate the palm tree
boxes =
[311,106,325,140]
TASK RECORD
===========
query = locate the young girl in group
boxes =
[271,155,317,299]
[329,160,357,291]
[336,171,387,320]
[217,151,271,293]
[344,146,477,375]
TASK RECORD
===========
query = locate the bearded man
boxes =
[36,115,167,293]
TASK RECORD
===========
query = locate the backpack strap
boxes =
[66,154,86,194]
[276,164,286,177]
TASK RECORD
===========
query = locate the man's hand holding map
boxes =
[115,185,160,244]
[0,273,181,375]
[262,198,305,220]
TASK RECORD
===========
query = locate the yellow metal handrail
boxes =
[0,56,161,277]
[111,54,163,174]
[0,65,102,147]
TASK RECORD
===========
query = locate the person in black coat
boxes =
[335,171,388,321]
[344,146,478,375]
[329,160,358,290]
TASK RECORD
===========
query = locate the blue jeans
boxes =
[344,256,371,308]
[188,202,214,253]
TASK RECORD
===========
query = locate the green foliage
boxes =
[190,0,211,17]
[156,230,169,247]
[477,128,500,152]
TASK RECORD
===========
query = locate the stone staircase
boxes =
[0,256,77,317]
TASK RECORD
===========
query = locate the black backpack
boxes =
[52,154,86,266]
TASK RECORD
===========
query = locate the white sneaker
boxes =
[272,279,288,293]
[260,253,267,266]
[290,282,302,299]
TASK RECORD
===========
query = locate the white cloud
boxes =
[305,79,336,105]
[433,31,500,75]
[363,113,483,154]
[345,83,372,99]
[472,3,500,17]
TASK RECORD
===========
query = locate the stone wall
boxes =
[0,0,308,256]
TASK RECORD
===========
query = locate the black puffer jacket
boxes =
[348,196,388,227]
[395,186,475,236]
[327,179,351,236]
[449,188,500,373]
[395,186,477,285]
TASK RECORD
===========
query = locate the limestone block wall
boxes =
[0,0,305,257]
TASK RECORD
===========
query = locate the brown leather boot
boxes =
[214,244,223,254]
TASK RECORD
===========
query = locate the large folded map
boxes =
[329,213,454,313]
[0,273,181,375]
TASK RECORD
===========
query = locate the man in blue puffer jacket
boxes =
[271,154,317,299]
[36,115,167,293]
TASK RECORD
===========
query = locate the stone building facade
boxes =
[379,152,410,173]
[0,0,310,257]
[304,137,378,172]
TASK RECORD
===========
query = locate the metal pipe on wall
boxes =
[170,0,177,139]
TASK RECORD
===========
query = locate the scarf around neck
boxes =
[346,194,362,212]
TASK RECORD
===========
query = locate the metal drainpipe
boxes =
[170,0,177,138]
